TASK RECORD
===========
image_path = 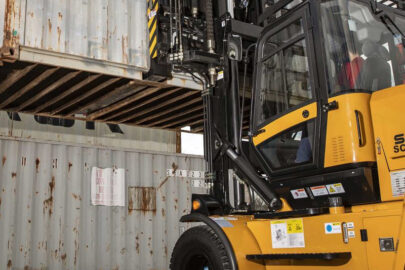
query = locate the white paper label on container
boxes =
[91,167,125,206]
[347,222,354,229]
[271,219,305,248]
[348,230,356,238]
[310,185,329,196]
[324,222,342,234]
[326,183,345,194]
[291,188,308,199]
[390,170,405,197]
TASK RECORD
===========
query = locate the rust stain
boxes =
[7,259,11,269]
[113,266,119,270]
[165,246,168,256]
[35,158,40,172]
[11,172,16,178]
[2,156,6,166]
[128,187,156,213]
[72,193,81,201]
[43,176,55,216]
[24,266,29,270]
[61,253,67,261]
[161,208,165,217]
[157,162,178,189]
[68,162,72,172]
[28,219,31,223]
[122,35,128,63]
[57,26,61,48]
[58,12,63,20]
[48,18,52,33]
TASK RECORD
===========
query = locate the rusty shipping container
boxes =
[0,0,150,79]
[0,135,207,270]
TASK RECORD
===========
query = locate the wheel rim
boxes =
[184,252,213,270]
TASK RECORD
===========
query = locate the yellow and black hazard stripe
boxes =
[147,0,159,59]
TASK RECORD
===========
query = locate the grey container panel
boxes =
[0,0,149,77]
[0,138,206,270]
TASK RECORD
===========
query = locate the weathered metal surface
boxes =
[0,136,206,269]
[0,111,178,153]
[0,0,149,73]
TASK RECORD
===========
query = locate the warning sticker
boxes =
[390,170,405,197]
[291,188,308,199]
[348,230,355,238]
[326,183,345,194]
[271,219,305,248]
[347,222,354,229]
[310,185,329,196]
[324,222,342,234]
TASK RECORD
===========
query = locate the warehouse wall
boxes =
[0,136,206,270]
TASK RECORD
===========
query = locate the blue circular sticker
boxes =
[326,224,333,232]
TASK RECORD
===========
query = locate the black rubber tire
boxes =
[170,225,232,270]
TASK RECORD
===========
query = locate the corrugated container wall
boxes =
[0,0,149,79]
[0,136,206,270]
[0,112,177,153]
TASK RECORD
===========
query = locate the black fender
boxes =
[180,212,239,270]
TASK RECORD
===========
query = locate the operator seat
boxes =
[360,41,392,91]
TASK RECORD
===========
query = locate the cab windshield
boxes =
[321,0,405,94]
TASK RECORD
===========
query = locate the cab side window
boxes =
[255,18,316,172]
[256,19,313,127]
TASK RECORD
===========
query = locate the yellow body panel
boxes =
[324,93,376,168]
[394,200,405,270]
[219,201,404,270]
[252,102,317,146]
[370,85,405,201]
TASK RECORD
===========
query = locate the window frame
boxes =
[253,5,318,131]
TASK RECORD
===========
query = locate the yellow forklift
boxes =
[161,0,405,269]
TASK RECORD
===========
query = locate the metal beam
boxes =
[33,74,102,113]
[146,104,204,127]
[103,88,183,121]
[0,67,59,109]
[121,91,199,123]
[0,64,37,95]
[51,77,121,115]
[133,96,202,125]
[87,86,162,120]
[16,71,81,111]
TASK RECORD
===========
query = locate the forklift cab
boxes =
[251,0,405,209]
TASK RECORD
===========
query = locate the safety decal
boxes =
[271,219,305,248]
[347,222,354,229]
[310,185,329,196]
[348,230,355,238]
[390,170,405,197]
[290,188,308,199]
[326,183,345,194]
[324,222,342,234]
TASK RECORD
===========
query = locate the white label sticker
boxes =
[348,230,356,238]
[347,222,354,229]
[310,185,329,196]
[390,170,405,197]
[212,217,234,228]
[325,222,342,234]
[291,188,308,199]
[91,167,125,206]
[271,219,305,248]
[217,71,224,81]
[326,183,345,194]
[166,169,205,179]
